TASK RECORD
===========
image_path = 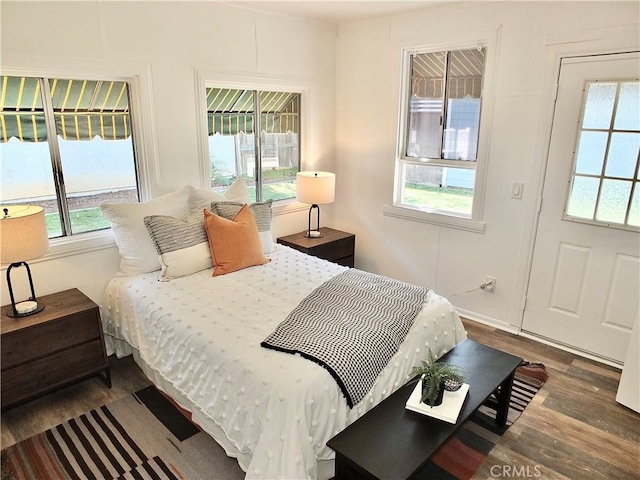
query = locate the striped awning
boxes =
[206,88,299,135]
[0,76,131,143]
[412,49,485,99]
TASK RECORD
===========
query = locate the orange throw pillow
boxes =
[203,205,269,276]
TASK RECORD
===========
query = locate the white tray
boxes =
[405,381,469,424]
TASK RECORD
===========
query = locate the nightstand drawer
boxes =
[309,236,354,263]
[1,339,107,408]
[1,310,100,369]
[1,288,111,410]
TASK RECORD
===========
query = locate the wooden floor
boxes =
[463,320,639,480]
[1,355,152,448]
[2,319,639,479]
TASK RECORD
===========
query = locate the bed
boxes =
[99,181,466,480]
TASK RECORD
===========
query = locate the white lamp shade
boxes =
[296,171,336,205]
[0,205,49,264]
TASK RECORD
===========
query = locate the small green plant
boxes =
[410,349,465,406]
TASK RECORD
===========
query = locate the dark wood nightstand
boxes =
[277,227,355,267]
[1,288,111,410]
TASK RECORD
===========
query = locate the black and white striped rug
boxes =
[1,387,244,480]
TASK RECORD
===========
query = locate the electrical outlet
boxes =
[482,276,496,293]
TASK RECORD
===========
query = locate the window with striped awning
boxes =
[206,88,299,136]
[0,76,131,143]
[204,85,301,203]
[0,74,140,239]
[394,44,487,221]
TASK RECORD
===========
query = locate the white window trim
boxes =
[1,61,158,260]
[193,69,312,214]
[386,27,502,233]
[383,204,486,233]
[562,74,640,232]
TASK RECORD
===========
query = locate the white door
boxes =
[522,52,640,364]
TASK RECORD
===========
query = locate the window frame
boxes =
[195,71,310,214]
[387,35,499,233]
[563,78,640,232]
[3,76,142,237]
[1,64,156,258]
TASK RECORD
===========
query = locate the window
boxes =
[205,87,300,202]
[395,47,485,219]
[0,75,140,238]
[565,80,640,229]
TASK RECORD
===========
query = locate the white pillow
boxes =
[101,178,251,275]
[101,186,192,275]
[187,177,251,210]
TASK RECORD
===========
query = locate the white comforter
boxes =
[101,244,466,480]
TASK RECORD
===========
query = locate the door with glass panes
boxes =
[522,52,639,363]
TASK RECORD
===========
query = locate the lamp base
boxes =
[304,230,323,239]
[6,301,45,318]
[5,261,45,318]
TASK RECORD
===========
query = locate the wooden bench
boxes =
[327,339,522,480]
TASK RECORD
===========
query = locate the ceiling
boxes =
[230,1,447,24]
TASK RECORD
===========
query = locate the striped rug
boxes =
[1,387,244,480]
[1,363,547,480]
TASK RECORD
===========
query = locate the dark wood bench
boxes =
[327,339,522,479]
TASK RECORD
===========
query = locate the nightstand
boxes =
[1,288,111,410]
[277,227,355,267]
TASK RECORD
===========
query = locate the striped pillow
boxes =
[210,200,274,253]
[143,208,211,281]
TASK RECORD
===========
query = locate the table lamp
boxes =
[1,205,49,317]
[296,171,335,238]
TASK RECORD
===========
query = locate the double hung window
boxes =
[395,47,486,220]
[205,87,301,202]
[0,75,140,238]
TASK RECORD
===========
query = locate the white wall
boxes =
[2,1,638,334]
[334,1,639,329]
[0,1,337,304]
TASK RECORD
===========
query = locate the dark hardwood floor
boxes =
[463,319,639,480]
[1,319,639,479]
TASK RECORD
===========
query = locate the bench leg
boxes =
[334,453,375,480]
[495,371,515,426]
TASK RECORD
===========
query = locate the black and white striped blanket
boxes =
[261,269,430,407]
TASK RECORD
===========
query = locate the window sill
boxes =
[383,204,486,233]
[0,230,118,270]
[273,199,309,216]
[0,201,309,270]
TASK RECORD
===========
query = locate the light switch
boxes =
[511,182,524,199]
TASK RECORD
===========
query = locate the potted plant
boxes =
[410,349,465,407]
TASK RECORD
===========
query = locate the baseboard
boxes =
[454,307,519,334]
[455,307,623,369]
[519,330,623,369]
